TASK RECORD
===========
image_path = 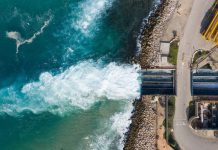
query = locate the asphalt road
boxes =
[174,0,218,149]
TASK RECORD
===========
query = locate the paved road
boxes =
[174,0,218,149]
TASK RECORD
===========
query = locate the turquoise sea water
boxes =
[0,0,155,149]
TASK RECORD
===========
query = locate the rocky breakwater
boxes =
[124,96,157,150]
[124,0,178,150]
[138,0,178,68]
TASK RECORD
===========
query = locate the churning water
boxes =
[0,0,155,149]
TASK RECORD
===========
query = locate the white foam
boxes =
[136,0,161,56]
[6,17,52,54]
[0,61,140,115]
[110,103,133,149]
[72,0,114,34]
[87,102,134,150]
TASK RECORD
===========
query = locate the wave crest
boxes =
[73,0,114,34]
[0,61,140,115]
[84,102,133,150]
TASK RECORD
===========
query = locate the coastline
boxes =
[125,0,178,149]
[124,96,157,150]
[137,0,178,68]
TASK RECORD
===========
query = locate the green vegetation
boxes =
[164,96,180,150]
[188,100,195,119]
[202,63,212,69]
[193,50,209,64]
[168,41,179,65]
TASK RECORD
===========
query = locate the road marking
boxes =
[175,120,187,126]
[175,122,186,126]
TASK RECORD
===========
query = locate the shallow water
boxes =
[0,0,155,149]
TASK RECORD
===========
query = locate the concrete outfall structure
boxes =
[125,0,179,149]
[127,0,218,149]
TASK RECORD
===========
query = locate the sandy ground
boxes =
[162,0,195,41]
[156,98,173,150]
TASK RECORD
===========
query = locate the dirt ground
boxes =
[162,0,195,41]
[156,97,173,150]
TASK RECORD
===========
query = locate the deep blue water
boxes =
[0,0,155,149]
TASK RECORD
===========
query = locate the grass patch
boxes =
[168,41,179,65]
[188,101,195,119]
[193,51,209,64]
[202,63,212,69]
[164,96,180,150]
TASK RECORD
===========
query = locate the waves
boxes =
[0,61,140,116]
[6,17,52,54]
[86,103,133,150]
[73,0,114,34]
[136,0,161,56]
[56,0,116,64]
[0,0,151,149]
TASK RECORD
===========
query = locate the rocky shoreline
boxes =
[124,0,178,149]
[137,0,178,68]
[124,96,157,150]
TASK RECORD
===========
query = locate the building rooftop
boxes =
[160,41,170,56]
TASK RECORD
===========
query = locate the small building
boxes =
[160,41,170,66]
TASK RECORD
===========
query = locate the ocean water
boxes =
[0,0,155,149]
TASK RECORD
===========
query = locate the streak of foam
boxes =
[6,17,52,54]
[72,0,114,34]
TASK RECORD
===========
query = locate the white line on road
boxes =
[175,120,187,126]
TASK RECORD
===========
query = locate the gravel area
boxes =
[138,0,178,68]
[124,96,157,150]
